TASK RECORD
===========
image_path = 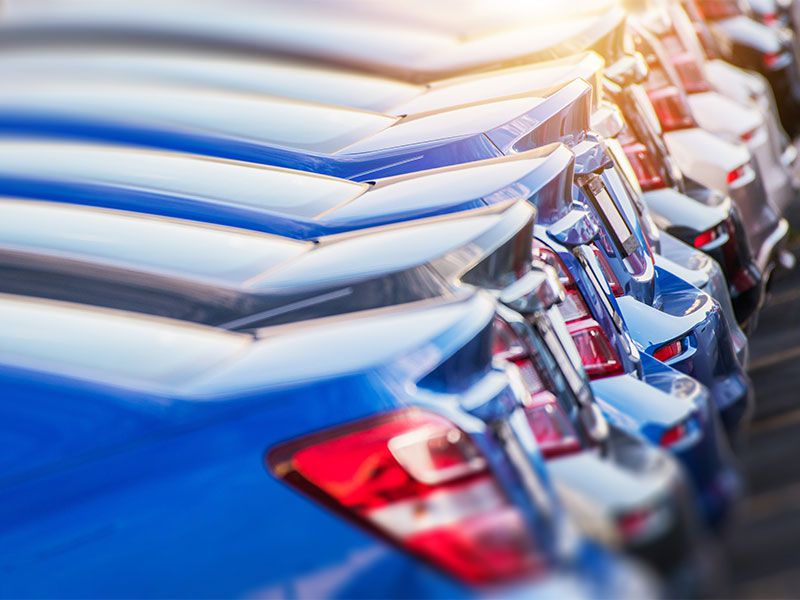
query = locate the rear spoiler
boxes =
[0,198,536,330]
[483,79,593,155]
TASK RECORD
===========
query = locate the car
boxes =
[629,3,797,225]
[0,41,755,347]
[629,17,792,283]
[0,138,741,527]
[667,0,798,197]
[0,288,659,598]
[692,0,800,135]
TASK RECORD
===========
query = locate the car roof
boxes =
[0,196,535,328]
[0,138,573,237]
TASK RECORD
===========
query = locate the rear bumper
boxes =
[616,267,753,436]
[656,232,749,367]
[591,362,739,526]
[663,187,764,330]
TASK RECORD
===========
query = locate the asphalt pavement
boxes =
[723,199,800,598]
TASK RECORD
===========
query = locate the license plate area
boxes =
[583,176,638,257]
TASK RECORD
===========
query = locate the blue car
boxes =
[0,0,756,344]
[0,137,739,526]
[0,288,657,598]
[0,75,752,438]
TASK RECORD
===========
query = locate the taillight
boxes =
[740,128,757,142]
[269,409,546,584]
[763,51,787,69]
[726,164,749,186]
[672,52,712,94]
[532,241,590,323]
[660,413,701,448]
[566,319,625,379]
[525,396,582,459]
[622,141,666,191]
[696,0,743,20]
[652,338,684,362]
[592,247,624,297]
[762,12,779,26]
[693,226,719,249]
[493,318,583,459]
[647,86,697,131]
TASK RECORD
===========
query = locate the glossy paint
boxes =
[0,7,751,429]
[0,138,738,522]
[0,291,649,598]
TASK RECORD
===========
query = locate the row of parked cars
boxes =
[1,0,798,597]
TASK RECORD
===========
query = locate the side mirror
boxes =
[498,265,564,315]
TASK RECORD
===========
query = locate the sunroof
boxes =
[0,199,311,285]
[0,80,399,153]
[0,294,250,390]
[0,140,366,219]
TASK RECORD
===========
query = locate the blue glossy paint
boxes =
[0,141,738,524]
[0,292,643,598]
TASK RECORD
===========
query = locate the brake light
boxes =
[763,51,786,69]
[525,396,582,459]
[269,409,546,584]
[726,164,748,185]
[652,339,684,362]
[740,128,757,142]
[532,241,590,323]
[622,141,666,191]
[592,247,624,297]
[660,413,701,448]
[492,318,583,459]
[672,52,712,94]
[696,0,743,20]
[566,319,625,379]
[762,12,779,26]
[647,86,697,131]
[693,226,719,249]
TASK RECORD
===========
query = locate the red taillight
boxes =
[696,0,743,20]
[763,51,786,69]
[672,52,712,94]
[762,12,779,26]
[660,413,701,448]
[660,422,688,447]
[652,339,684,362]
[592,246,624,297]
[525,395,582,459]
[647,86,697,131]
[566,319,625,379]
[693,226,719,249]
[740,128,757,142]
[622,141,666,191]
[726,164,748,185]
[492,318,583,459]
[532,241,591,323]
[269,409,546,584]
